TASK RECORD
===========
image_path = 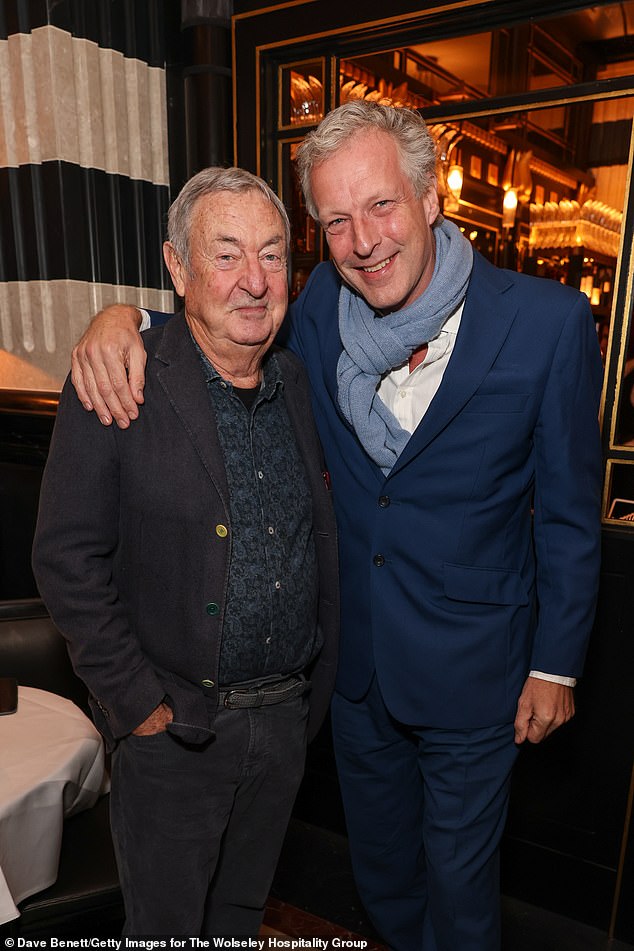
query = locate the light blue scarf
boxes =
[336,217,473,474]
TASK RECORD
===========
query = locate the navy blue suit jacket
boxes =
[282,252,603,729]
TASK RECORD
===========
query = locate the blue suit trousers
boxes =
[331,677,519,951]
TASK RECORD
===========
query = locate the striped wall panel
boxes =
[0,2,174,390]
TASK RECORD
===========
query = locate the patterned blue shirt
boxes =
[196,342,320,684]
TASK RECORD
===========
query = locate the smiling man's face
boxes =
[310,129,440,314]
[163,188,288,363]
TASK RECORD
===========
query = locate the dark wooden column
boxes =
[180,0,233,179]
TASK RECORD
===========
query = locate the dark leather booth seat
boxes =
[0,599,123,937]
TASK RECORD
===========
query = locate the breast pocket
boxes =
[463,393,529,414]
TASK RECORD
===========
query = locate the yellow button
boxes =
[215,524,228,537]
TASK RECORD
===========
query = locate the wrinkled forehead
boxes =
[191,188,288,248]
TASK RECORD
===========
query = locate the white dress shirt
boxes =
[378,303,462,427]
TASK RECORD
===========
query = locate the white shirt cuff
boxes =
[529,670,576,687]
[138,308,151,332]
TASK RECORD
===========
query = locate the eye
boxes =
[216,253,239,268]
[261,252,286,271]
[372,199,396,216]
[324,217,349,235]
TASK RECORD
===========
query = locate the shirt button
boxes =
[268,526,275,535]
[378,495,390,508]
[219,381,228,389]
[266,637,271,644]
[215,524,228,537]
[274,581,281,589]
[202,679,215,687]
[258,471,264,479]
[399,390,408,399]
[373,554,385,567]
[206,602,220,616]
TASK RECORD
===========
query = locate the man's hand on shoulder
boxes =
[71,304,146,428]
[513,677,575,745]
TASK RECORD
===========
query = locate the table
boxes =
[0,686,110,924]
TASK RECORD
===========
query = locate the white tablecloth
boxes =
[0,686,110,924]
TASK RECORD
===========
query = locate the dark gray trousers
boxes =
[110,694,308,936]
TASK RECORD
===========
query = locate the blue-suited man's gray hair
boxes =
[296,100,437,219]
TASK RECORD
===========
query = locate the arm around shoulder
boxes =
[71,303,147,428]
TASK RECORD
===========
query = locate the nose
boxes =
[239,257,267,297]
[350,214,380,258]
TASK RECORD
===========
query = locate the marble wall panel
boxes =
[0,13,171,392]
[1,27,168,183]
[0,281,174,386]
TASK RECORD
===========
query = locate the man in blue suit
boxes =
[70,102,603,950]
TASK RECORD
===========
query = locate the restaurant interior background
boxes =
[1,0,634,942]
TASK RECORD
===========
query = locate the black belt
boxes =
[218,675,308,709]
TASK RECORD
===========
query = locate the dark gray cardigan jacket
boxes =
[33,315,339,749]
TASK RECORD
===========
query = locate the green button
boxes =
[206,602,220,616]
[202,679,215,688]
[215,524,228,538]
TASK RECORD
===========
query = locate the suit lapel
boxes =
[152,316,230,506]
[391,253,518,474]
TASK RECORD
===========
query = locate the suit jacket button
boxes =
[378,495,390,508]
[215,524,228,537]
[373,554,385,567]
[206,602,220,616]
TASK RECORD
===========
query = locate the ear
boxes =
[422,176,441,225]
[163,242,187,298]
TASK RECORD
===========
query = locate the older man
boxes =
[69,102,602,951]
[32,167,338,936]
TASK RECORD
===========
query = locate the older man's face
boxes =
[310,129,439,314]
[164,189,288,358]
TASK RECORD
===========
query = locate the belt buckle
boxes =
[223,689,242,709]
